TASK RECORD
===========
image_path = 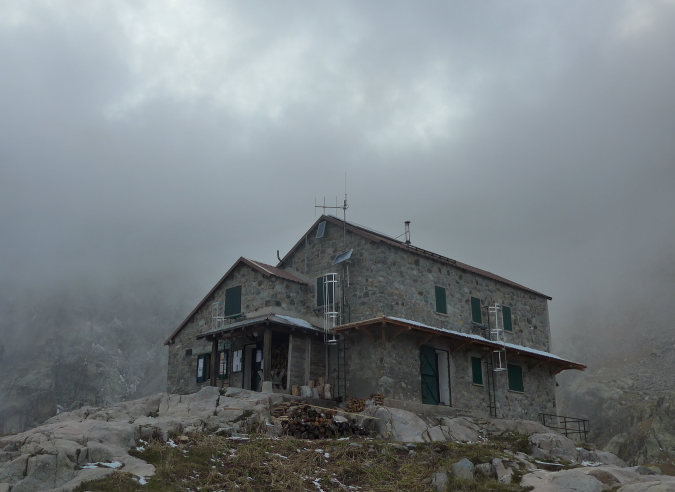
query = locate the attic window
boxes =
[471,297,482,324]
[502,306,513,332]
[225,286,242,316]
[185,349,192,356]
[435,286,447,314]
[316,221,326,238]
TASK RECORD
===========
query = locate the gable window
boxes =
[502,305,513,332]
[225,285,242,316]
[471,297,482,324]
[435,286,447,314]
[471,357,483,385]
[316,221,326,238]
[507,363,524,392]
[196,353,211,383]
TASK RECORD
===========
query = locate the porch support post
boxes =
[263,326,272,382]
[210,337,218,387]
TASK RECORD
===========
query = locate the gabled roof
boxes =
[279,215,551,300]
[332,316,586,372]
[164,257,307,345]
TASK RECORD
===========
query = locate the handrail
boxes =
[539,413,590,442]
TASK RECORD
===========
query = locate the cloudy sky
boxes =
[1,1,673,352]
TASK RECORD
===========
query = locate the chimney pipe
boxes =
[404,221,411,245]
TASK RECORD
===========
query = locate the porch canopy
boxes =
[196,314,323,386]
[331,316,586,374]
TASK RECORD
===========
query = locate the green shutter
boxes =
[317,277,324,306]
[420,346,440,405]
[508,364,524,392]
[471,297,482,324]
[472,357,483,385]
[225,286,242,316]
[502,306,512,332]
[435,286,447,314]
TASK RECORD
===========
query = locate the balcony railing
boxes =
[539,413,590,442]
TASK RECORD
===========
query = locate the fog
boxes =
[1,1,674,365]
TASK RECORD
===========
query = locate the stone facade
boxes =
[166,216,562,419]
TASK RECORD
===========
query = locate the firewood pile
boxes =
[345,397,365,413]
[273,403,370,439]
[345,393,384,412]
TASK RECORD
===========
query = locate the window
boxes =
[196,353,211,383]
[185,349,192,356]
[232,350,242,372]
[507,364,524,392]
[502,306,513,332]
[316,221,326,238]
[225,285,242,316]
[471,297,482,324]
[471,357,483,385]
[218,350,228,379]
[435,286,447,314]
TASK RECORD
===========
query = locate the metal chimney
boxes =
[404,221,411,245]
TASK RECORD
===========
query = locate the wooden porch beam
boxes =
[263,326,272,382]
[527,360,543,371]
[389,325,409,341]
[341,331,354,346]
[481,350,494,359]
[451,342,468,354]
[381,321,386,348]
[357,326,377,340]
[417,333,437,347]
[210,337,218,387]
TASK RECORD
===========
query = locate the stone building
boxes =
[164,215,585,420]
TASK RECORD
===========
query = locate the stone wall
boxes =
[167,262,311,394]
[343,328,556,419]
[284,220,551,352]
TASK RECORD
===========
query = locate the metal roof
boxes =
[332,316,586,372]
[279,215,551,300]
[195,313,322,340]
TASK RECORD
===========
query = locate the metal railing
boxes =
[539,413,590,442]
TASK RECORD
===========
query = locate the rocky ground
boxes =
[2,387,675,492]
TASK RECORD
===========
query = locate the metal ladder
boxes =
[336,338,347,402]
[488,303,507,371]
[485,356,498,418]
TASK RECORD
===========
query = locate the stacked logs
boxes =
[371,393,385,406]
[275,404,369,439]
[345,397,366,413]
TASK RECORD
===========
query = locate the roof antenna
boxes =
[314,173,349,249]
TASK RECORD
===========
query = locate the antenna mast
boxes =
[314,175,349,249]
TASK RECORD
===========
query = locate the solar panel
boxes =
[334,249,353,265]
[316,221,326,238]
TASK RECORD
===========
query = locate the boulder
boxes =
[451,458,474,480]
[489,419,550,436]
[591,450,627,468]
[475,463,492,477]
[431,470,449,492]
[425,426,447,442]
[440,418,480,442]
[529,432,579,462]
[492,458,512,484]
[364,407,429,442]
